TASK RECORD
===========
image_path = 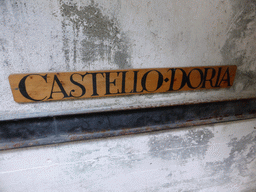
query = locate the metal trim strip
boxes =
[1,99,256,150]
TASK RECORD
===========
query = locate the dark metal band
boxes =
[1,99,256,150]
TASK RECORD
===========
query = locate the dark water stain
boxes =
[158,129,256,191]
[221,0,256,64]
[233,70,256,90]
[162,180,197,191]
[149,128,214,161]
[0,2,10,67]
[0,0,8,26]
[60,0,131,69]
[221,0,256,90]
[203,130,256,188]
[0,38,7,52]
[0,38,11,67]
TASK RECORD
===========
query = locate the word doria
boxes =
[9,66,237,103]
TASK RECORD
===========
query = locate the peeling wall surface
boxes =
[0,119,256,191]
[1,1,256,191]
[0,0,256,120]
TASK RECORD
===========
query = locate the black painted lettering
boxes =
[217,67,231,87]
[19,74,48,101]
[87,72,104,96]
[187,68,203,89]
[69,73,86,97]
[168,68,187,91]
[105,72,120,95]
[201,68,216,88]
[120,71,128,94]
[48,75,70,99]
[214,67,222,87]
[141,70,163,92]
[130,71,143,93]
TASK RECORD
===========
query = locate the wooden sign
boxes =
[9,65,237,103]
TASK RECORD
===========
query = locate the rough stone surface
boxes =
[0,119,256,191]
[0,0,256,120]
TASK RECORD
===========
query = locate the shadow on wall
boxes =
[60,0,131,70]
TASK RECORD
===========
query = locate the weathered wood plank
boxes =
[9,66,237,103]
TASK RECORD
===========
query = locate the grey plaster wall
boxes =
[0,0,256,120]
[0,118,256,191]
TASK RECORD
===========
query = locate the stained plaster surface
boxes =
[1,0,256,120]
[0,118,256,191]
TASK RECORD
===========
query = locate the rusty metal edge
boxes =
[0,98,256,150]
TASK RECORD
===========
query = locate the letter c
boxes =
[18,74,48,101]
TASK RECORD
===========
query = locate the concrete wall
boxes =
[1,118,256,192]
[1,0,256,120]
[1,1,256,191]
